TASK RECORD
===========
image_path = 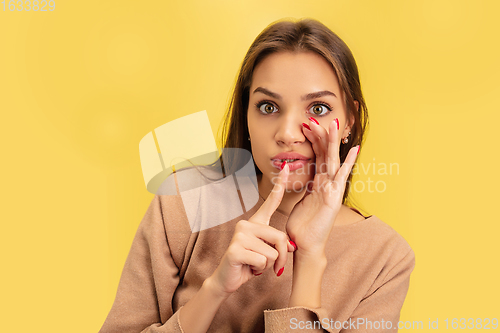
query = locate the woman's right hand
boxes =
[207,163,296,297]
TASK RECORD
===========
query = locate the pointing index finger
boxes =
[250,162,289,225]
[327,119,340,179]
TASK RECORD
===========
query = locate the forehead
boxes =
[250,51,341,95]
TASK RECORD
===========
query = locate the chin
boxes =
[262,162,314,191]
[284,173,313,193]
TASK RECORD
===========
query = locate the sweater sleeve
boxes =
[99,195,187,333]
[263,248,415,333]
[264,306,330,332]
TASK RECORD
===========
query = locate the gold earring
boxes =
[342,131,351,144]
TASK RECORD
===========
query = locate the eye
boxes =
[309,103,332,116]
[256,101,278,114]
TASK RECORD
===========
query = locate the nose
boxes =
[274,111,306,147]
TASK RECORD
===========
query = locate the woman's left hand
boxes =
[286,118,359,257]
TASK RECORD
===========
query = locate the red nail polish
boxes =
[302,123,311,131]
[280,161,286,170]
[357,145,360,155]
[277,267,284,277]
[289,240,297,250]
[308,117,319,125]
[254,272,262,276]
[335,118,339,130]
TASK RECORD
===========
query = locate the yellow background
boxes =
[1,0,499,331]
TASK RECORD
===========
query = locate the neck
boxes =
[257,174,307,216]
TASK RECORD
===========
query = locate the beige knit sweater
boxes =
[100,176,415,333]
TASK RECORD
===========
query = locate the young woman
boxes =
[100,18,415,333]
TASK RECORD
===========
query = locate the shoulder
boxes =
[355,216,416,298]
[331,214,415,277]
[367,216,412,252]
[336,212,411,247]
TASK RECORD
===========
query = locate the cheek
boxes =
[250,139,270,169]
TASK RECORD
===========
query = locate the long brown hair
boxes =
[217,18,369,207]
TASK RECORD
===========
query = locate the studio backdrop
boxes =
[1,0,499,331]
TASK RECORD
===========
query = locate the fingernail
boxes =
[356,145,360,155]
[308,117,319,125]
[334,118,339,130]
[309,117,319,125]
[302,123,311,131]
[289,240,297,250]
[277,267,284,277]
[280,161,287,170]
[254,272,262,276]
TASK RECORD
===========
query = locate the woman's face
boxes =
[247,51,354,192]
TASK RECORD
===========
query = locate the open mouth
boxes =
[277,159,300,163]
[271,159,309,171]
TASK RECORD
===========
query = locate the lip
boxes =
[271,152,312,172]
[272,159,310,171]
[271,152,311,160]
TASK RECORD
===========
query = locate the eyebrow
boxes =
[252,87,337,101]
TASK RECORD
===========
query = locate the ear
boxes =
[343,100,358,135]
[354,100,359,113]
[350,100,359,128]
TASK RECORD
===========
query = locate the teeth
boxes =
[280,159,298,162]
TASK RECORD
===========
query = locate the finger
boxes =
[333,145,360,193]
[232,247,268,273]
[242,221,295,252]
[327,118,340,180]
[250,162,289,224]
[240,234,279,274]
[302,126,325,173]
[273,236,288,276]
[308,117,329,174]
[251,269,263,276]
[249,225,290,276]
[252,239,296,275]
